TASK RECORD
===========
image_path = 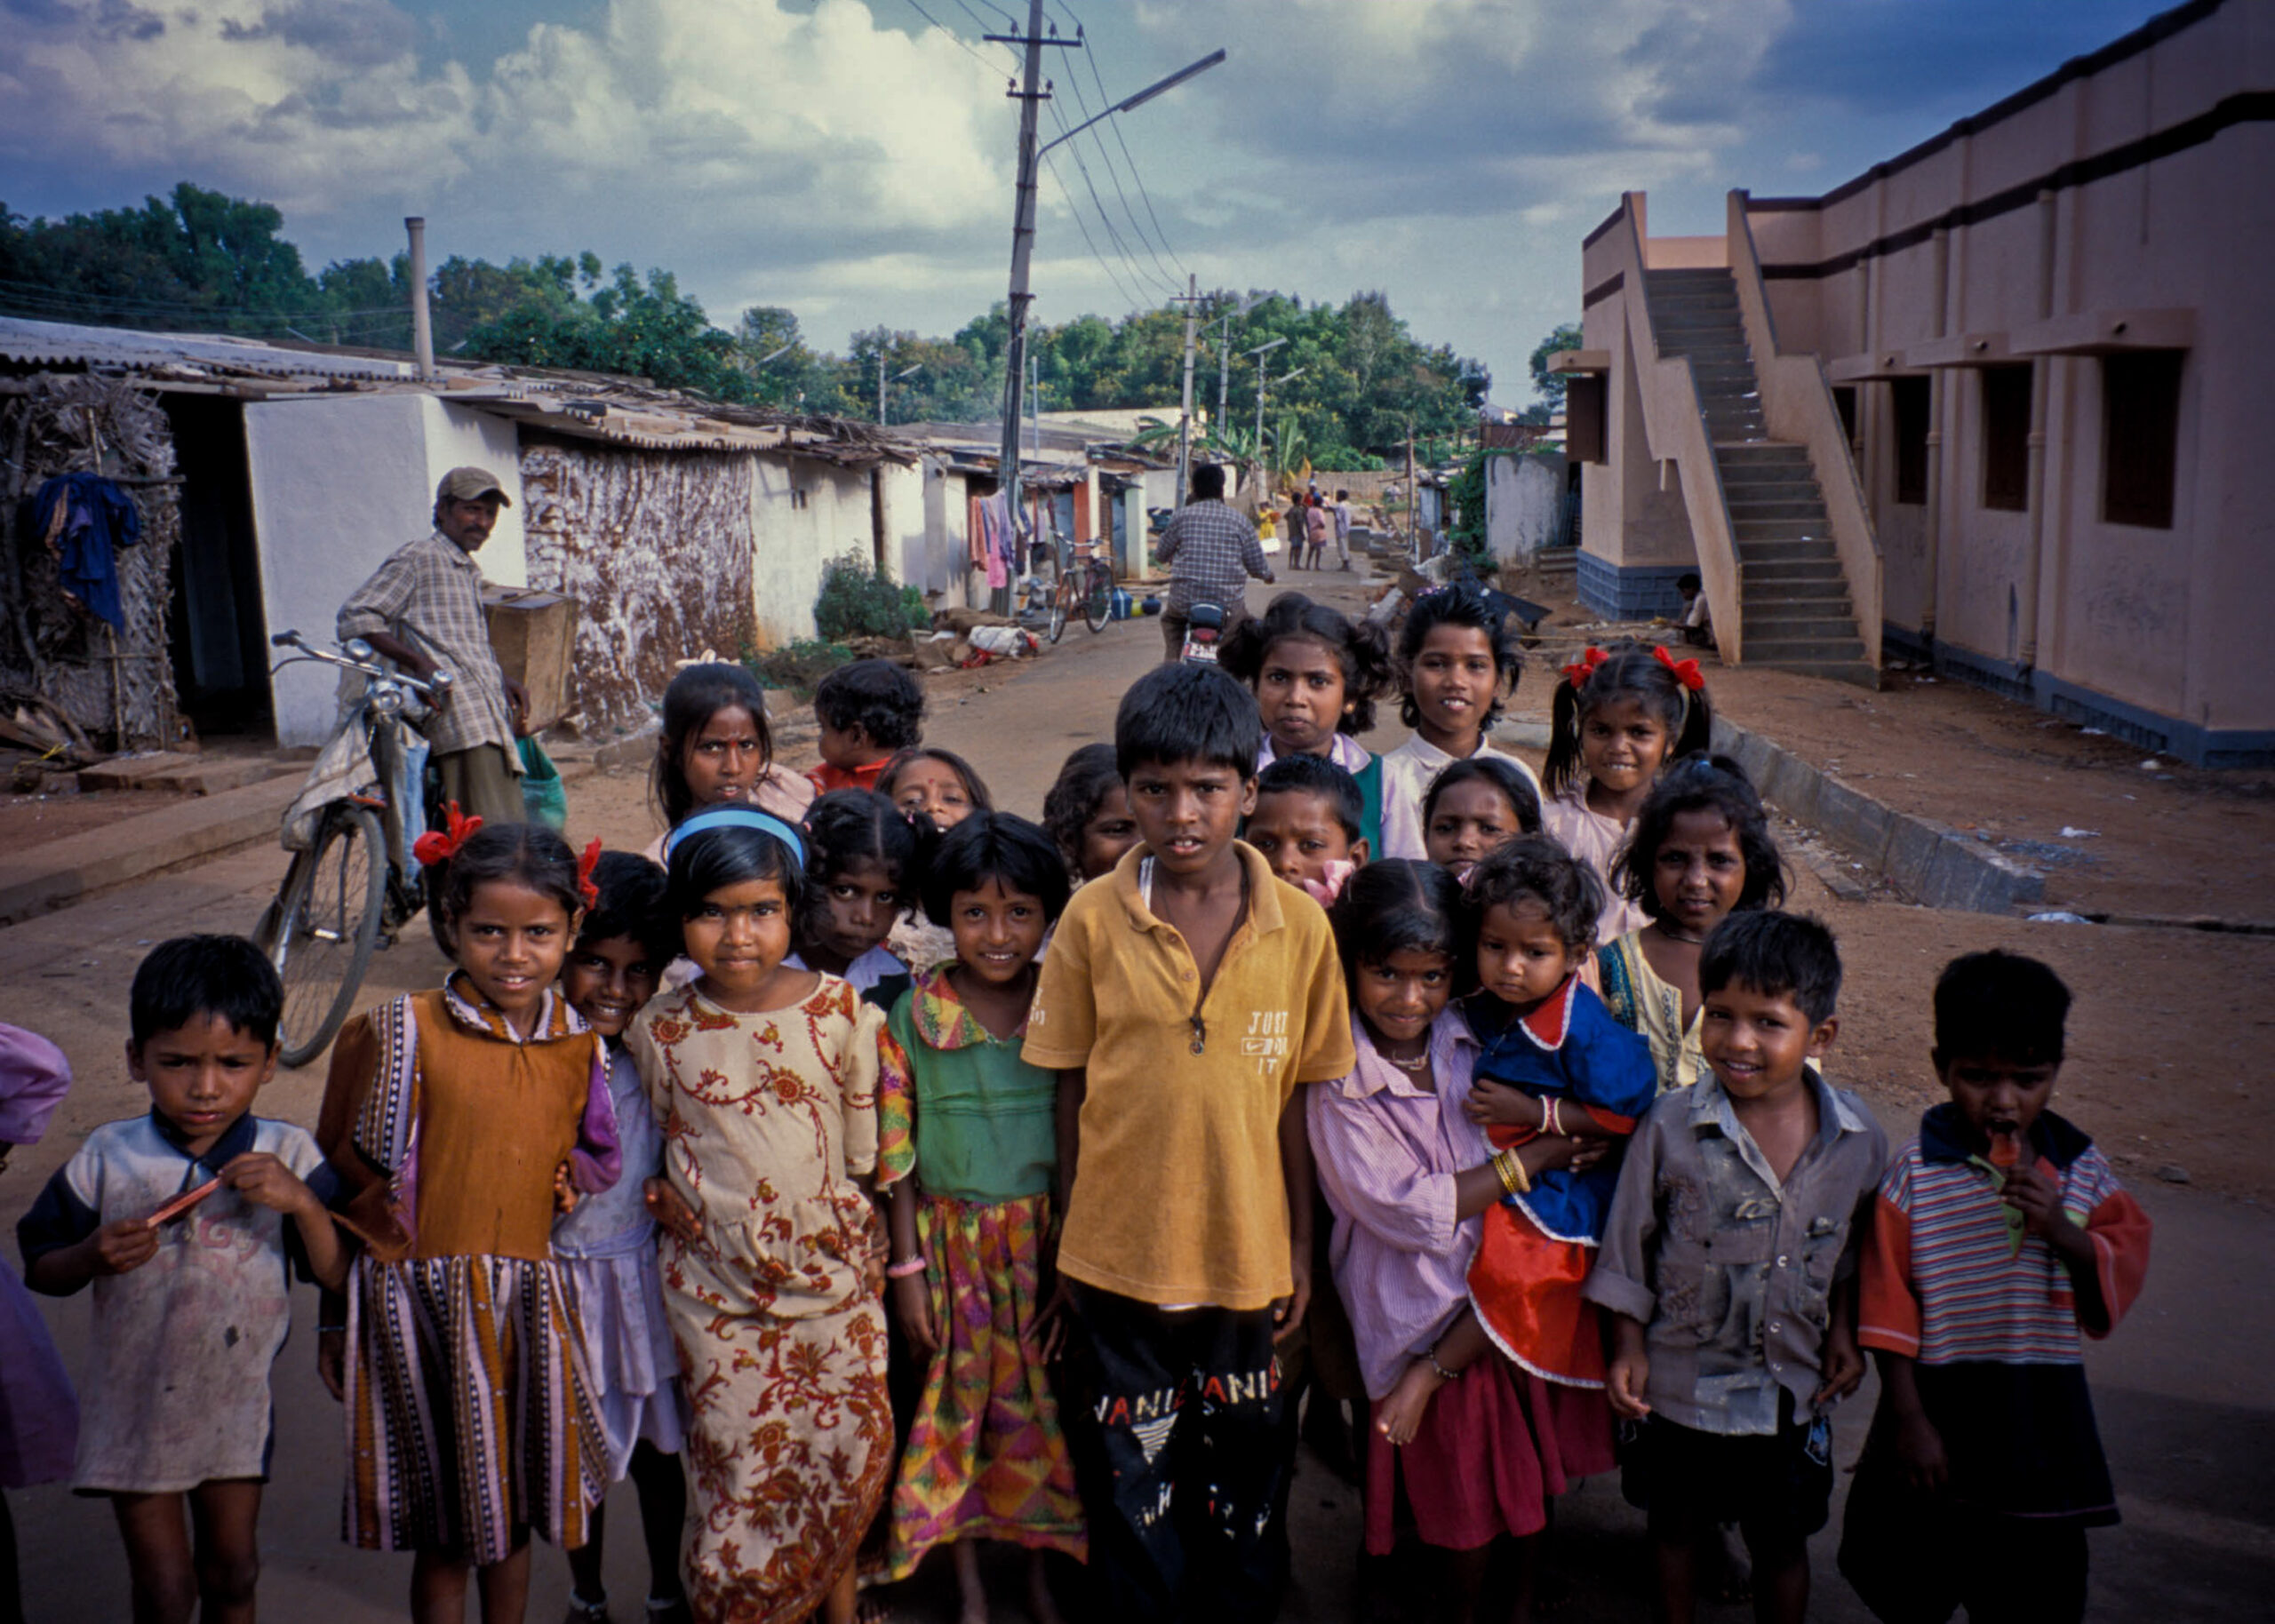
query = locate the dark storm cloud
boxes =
[218,0,419,66]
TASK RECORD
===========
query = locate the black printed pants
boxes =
[1063,1281,1289,1624]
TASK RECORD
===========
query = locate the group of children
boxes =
[0,582,2151,1624]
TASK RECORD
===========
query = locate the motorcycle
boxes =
[1180,598,1228,664]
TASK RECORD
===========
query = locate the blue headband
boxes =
[663,807,807,869]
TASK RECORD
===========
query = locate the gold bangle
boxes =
[1494,1147,1532,1196]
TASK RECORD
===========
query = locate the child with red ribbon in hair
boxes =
[315,808,623,1624]
[1540,643,1715,943]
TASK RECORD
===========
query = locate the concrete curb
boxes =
[1712,717,2045,915]
[0,776,302,927]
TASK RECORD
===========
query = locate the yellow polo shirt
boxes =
[1023,840,1354,1310]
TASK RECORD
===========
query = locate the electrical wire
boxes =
[1055,0,1193,283]
[900,0,1018,76]
[1049,12,1185,295]
[1036,147,1146,311]
[1043,93,1177,301]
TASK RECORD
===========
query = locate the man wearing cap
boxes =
[336,467,530,828]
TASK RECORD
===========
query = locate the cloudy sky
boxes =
[0,0,2175,402]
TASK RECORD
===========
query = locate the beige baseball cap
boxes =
[435,466,511,506]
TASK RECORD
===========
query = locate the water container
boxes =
[1111,588,1133,621]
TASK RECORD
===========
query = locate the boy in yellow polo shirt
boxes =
[1024,662,1353,1622]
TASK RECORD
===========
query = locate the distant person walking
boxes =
[1333,488,1354,569]
[336,467,529,828]
[1305,497,1331,571]
[1153,464,1274,660]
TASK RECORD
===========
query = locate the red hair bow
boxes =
[411,801,483,868]
[576,838,603,911]
[1654,644,1706,692]
[1561,646,1608,689]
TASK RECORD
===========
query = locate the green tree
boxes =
[1529,322,1583,409]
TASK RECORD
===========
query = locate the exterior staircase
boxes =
[1644,267,1876,687]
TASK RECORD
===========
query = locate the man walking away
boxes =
[337,466,529,827]
[1333,489,1354,570]
[1153,464,1274,661]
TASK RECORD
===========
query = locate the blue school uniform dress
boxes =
[18,1112,331,1493]
[1464,975,1656,1386]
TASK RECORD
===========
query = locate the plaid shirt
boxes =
[1154,498,1271,615]
[337,531,517,760]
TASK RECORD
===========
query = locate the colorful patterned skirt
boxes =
[666,1267,895,1624]
[884,1192,1086,1579]
[343,1252,609,1563]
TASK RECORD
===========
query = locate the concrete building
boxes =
[1561,0,2271,762]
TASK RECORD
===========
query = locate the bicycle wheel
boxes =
[264,801,386,1067]
[1046,577,1071,643]
[1082,564,1114,633]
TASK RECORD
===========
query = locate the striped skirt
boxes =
[343,1252,609,1563]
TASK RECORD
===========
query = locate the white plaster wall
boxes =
[749,457,870,647]
[243,394,526,745]
[1485,452,1567,563]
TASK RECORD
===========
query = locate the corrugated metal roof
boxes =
[0,316,419,381]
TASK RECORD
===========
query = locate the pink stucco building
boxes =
[1563,0,2272,764]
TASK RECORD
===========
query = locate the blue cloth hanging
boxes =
[31,474,141,632]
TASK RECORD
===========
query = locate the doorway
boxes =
[162,395,272,737]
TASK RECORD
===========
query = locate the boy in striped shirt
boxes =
[1840,951,2151,1624]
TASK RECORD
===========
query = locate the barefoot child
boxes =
[1307,864,1606,1623]
[1600,757,1787,1095]
[21,937,345,1624]
[877,813,1084,1621]
[1421,755,1542,884]
[1219,592,1394,853]
[1587,912,1888,1624]
[1839,951,2151,1624]
[1245,752,1368,904]
[1378,581,1534,861]
[555,853,692,1624]
[1041,743,1141,885]
[1540,644,1713,943]
[631,808,902,1624]
[1022,663,1353,1622]
[319,823,620,1624]
[1457,839,1656,1397]
[880,745,994,832]
[809,659,926,796]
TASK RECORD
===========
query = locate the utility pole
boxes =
[1406,418,1420,562]
[878,348,887,424]
[1175,273,1199,508]
[995,0,1051,528]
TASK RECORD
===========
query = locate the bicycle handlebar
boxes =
[268,629,454,702]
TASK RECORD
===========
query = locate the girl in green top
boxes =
[875,812,1085,1623]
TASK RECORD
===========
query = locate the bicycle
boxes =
[1049,538,1115,641]
[251,630,454,1066]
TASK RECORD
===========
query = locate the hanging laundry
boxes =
[32,473,141,632]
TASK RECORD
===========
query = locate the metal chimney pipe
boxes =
[405,216,434,378]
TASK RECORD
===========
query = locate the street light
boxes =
[1250,338,1290,457]
[881,358,922,425]
[999,41,1226,521]
[1035,49,1226,160]
[1217,293,1267,434]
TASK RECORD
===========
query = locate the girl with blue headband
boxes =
[627,806,910,1624]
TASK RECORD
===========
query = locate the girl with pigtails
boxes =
[1540,644,1715,943]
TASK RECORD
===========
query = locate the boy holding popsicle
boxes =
[19,935,343,1624]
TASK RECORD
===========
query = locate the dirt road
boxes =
[5,568,2270,1620]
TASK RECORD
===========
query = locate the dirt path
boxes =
[4,565,2270,1620]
